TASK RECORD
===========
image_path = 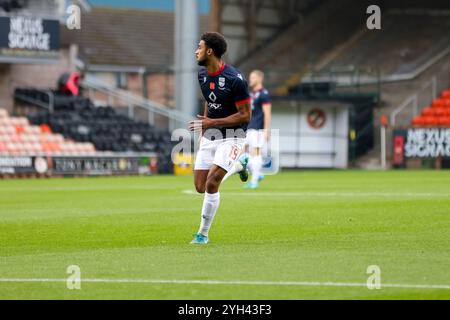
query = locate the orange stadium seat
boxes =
[436,117,445,126]
[435,108,446,117]
[412,115,425,126]
[0,110,99,156]
[15,125,25,134]
[432,98,446,108]
[424,116,438,125]
[443,117,450,126]
[0,141,6,153]
[412,88,450,127]
[40,124,52,134]
[422,107,434,116]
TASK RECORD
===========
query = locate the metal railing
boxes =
[80,77,191,132]
[14,88,55,112]
[390,62,450,127]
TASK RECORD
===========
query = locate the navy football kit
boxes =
[194,63,251,172]
[198,63,251,140]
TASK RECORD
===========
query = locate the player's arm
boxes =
[205,100,252,128]
[189,101,251,131]
[262,102,272,140]
[204,75,252,128]
[189,75,251,131]
[200,101,208,136]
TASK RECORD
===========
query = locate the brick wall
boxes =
[127,73,175,108]
[0,46,76,113]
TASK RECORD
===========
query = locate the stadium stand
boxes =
[412,88,450,127]
[0,107,96,156]
[237,0,376,94]
[14,89,175,173]
[236,1,450,99]
[318,12,450,77]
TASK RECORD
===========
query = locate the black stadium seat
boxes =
[23,91,174,173]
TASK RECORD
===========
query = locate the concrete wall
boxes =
[272,100,349,168]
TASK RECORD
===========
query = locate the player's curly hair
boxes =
[201,32,227,59]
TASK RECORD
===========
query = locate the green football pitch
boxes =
[0,170,449,299]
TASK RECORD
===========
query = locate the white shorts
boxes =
[246,129,264,149]
[194,137,246,172]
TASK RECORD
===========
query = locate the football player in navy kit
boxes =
[245,70,272,189]
[188,32,252,244]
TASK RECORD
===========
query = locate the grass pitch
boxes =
[0,170,449,299]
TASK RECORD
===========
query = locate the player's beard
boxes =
[197,57,207,66]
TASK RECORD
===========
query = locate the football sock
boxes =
[198,192,220,236]
[251,155,262,185]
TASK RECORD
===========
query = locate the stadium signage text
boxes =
[404,128,450,158]
[0,155,157,176]
[0,156,32,167]
[8,17,50,51]
[0,16,60,61]
[51,156,154,175]
[0,156,36,174]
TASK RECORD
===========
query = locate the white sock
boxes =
[251,155,262,185]
[247,156,254,172]
[198,192,220,236]
[248,156,255,175]
[221,161,244,182]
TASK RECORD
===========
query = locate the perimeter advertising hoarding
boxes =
[0,155,158,176]
[392,128,450,166]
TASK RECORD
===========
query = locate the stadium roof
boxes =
[63,6,209,72]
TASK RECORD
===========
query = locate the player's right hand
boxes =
[188,116,203,133]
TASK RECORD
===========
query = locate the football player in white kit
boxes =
[245,70,272,189]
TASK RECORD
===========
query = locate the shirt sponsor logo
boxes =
[208,91,217,102]
[208,102,222,110]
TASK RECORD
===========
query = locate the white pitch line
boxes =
[182,190,450,198]
[1,278,450,290]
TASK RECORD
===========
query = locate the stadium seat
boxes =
[432,98,446,108]
[412,115,425,126]
[16,89,174,172]
[40,124,52,134]
[412,88,450,127]
[422,107,434,116]
[435,108,446,117]
[0,109,100,156]
[437,117,448,126]
[0,141,6,153]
